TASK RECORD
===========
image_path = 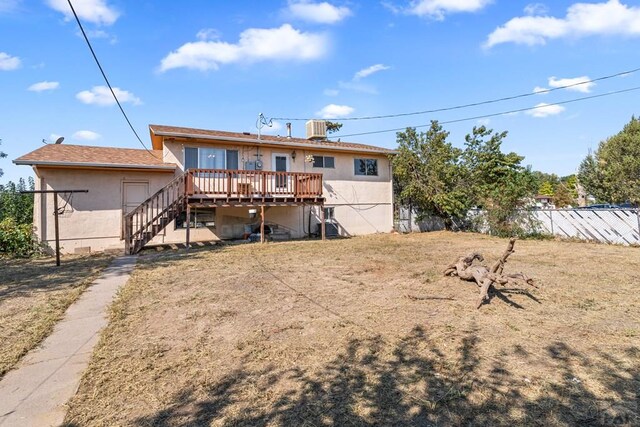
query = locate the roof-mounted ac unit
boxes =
[306,120,327,140]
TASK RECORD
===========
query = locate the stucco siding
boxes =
[29,139,393,254]
[33,168,174,253]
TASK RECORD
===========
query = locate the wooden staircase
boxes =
[123,172,188,254]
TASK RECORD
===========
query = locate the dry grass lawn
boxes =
[0,254,112,378]
[64,232,639,426]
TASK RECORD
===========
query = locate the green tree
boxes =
[0,177,37,257]
[463,126,537,236]
[538,181,554,196]
[0,177,35,225]
[0,139,7,178]
[325,121,343,135]
[578,116,640,204]
[562,174,578,200]
[391,122,469,227]
[553,183,574,208]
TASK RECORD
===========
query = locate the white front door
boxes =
[122,181,149,238]
[122,181,149,214]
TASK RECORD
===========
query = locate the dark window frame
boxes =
[184,147,239,170]
[354,158,378,176]
[312,155,335,169]
[323,206,335,221]
[175,208,216,230]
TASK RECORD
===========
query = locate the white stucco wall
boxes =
[163,140,394,237]
[32,167,175,254]
[30,139,393,254]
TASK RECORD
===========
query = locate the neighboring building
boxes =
[14,121,395,254]
[534,195,555,209]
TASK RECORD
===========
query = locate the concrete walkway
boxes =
[0,256,137,427]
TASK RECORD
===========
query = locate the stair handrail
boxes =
[123,171,188,253]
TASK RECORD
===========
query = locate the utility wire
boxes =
[273,67,640,122]
[333,85,640,138]
[66,0,155,156]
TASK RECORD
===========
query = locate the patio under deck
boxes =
[184,169,327,244]
[123,169,328,253]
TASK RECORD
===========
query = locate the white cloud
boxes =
[79,29,118,44]
[196,28,221,41]
[316,104,354,119]
[260,121,283,134]
[485,0,640,48]
[524,3,548,16]
[72,130,101,141]
[323,88,339,96]
[405,0,493,19]
[533,86,548,94]
[159,24,328,72]
[353,63,391,80]
[526,102,565,118]
[286,1,352,24]
[0,52,20,70]
[46,0,119,26]
[548,75,594,93]
[28,81,60,92]
[76,85,141,106]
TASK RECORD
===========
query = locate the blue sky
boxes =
[1,0,640,183]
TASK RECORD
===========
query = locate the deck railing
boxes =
[186,169,323,198]
[123,172,187,254]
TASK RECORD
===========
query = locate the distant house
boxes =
[14,122,396,254]
[534,195,555,209]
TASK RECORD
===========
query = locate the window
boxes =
[313,155,335,168]
[184,147,239,170]
[354,158,378,176]
[175,208,216,229]
[323,206,335,221]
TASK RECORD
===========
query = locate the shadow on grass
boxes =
[130,327,639,427]
[0,255,110,300]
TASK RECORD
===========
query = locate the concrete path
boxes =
[0,256,137,427]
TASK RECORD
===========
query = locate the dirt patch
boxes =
[64,232,639,426]
[0,254,112,378]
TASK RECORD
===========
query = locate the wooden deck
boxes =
[186,169,323,202]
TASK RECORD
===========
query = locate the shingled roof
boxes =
[149,124,396,155]
[14,144,176,170]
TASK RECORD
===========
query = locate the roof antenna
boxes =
[256,113,272,140]
[41,136,65,145]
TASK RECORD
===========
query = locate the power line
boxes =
[333,85,640,138]
[66,0,154,156]
[272,67,640,122]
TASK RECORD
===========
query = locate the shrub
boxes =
[0,218,39,257]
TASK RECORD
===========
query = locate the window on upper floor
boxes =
[312,155,335,168]
[184,147,239,170]
[354,158,378,176]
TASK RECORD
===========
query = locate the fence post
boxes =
[550,210,554,235]
[636,209,640,242]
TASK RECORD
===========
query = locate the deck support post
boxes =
[320,203,326,241]
[185,203,191,251]
[260,205,265,243]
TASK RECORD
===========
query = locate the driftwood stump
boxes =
[444,238,537,309]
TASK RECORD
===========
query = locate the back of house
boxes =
[14,122,395,254]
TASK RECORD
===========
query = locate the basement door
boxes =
[122,181,149,237]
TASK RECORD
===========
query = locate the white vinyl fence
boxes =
[395,207,640,246]
[533,209,640,246]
